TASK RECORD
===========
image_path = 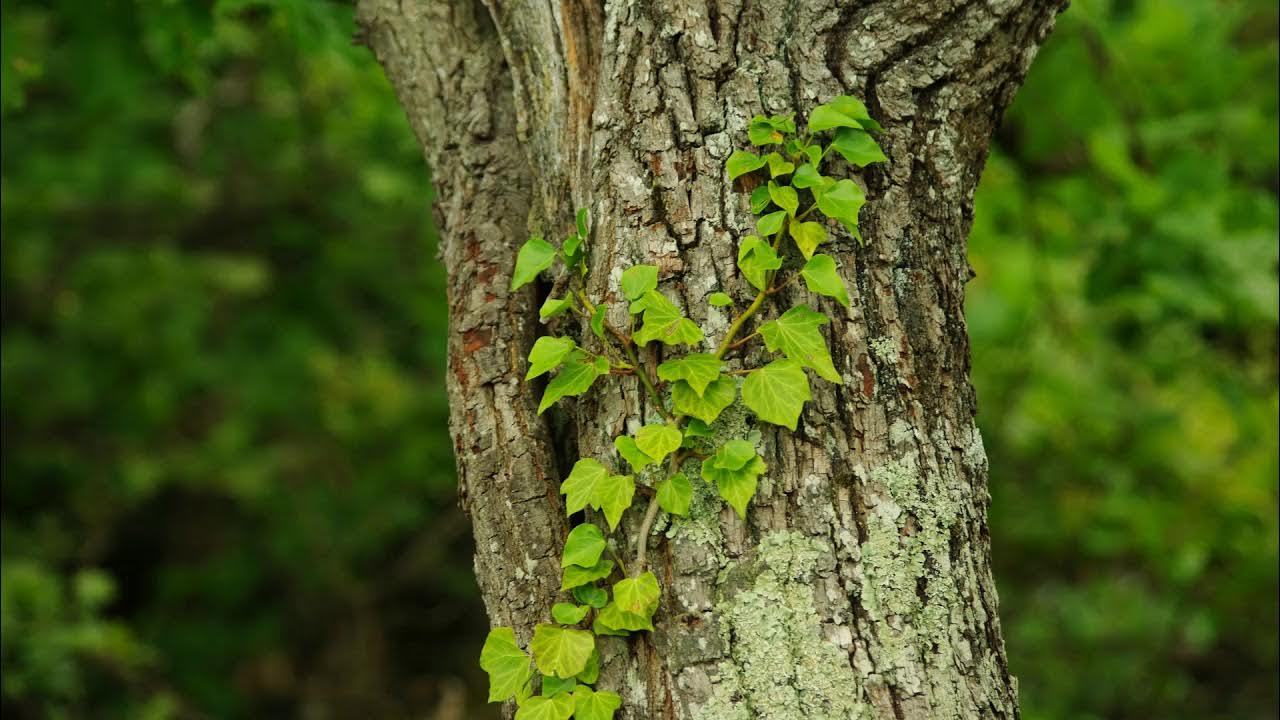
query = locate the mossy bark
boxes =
[357,1,1066,717]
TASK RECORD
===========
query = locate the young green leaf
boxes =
[656,353,722,396]
[656,473,693,516]
[612,572,661,617]
[671,375,737,424]
[708,292,734,307]
[816,179,866,228]
[614,435,656,471]
[480,627,533,702]
[801,254,850,308]
[515,693,575,720]
[560,459,635,530]
[703,451,767,518]
[830,127,887,167]
[757,210,787,237]
[594,602,650,633]
[634,423,683,463]
[539,296,574,320]
[765,152,795,178]
[561,559,614,590]
[530,624,595,679]
[788,221,827,259]
[562,233,584,270]
[575,648,601,684]
[750,185,772,214]
[711,439,757,471]
[748,116,784,145]
[768,181,799,217]
[737,235,782,291]
[551,603,589,625]
[804,144,823,166]
[792,164,824,189]
[807,96,872,133]
[542,675,577,698]
[741,359,811,430]
[683,418,714,437]
[726,150,767,180]
[620,264,659,301]
[526,336,577,380]
[538,352,605,413]
[590,303,608,339]
[560,523,607,569]
[576,208,590,239]
[632,290,704,346]
[511,237,558,291]
[758,305,841,383]
[572,585,609,609]
[573,687,622,720]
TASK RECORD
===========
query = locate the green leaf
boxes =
[711,439,757,471]
[801,254,850,307]
[703,452,767,519]
[597,475,636,530]
[561,559,614,590]
[542,675,576,697]
[576,208,590,239]
[595,602,650,633]
[792,164,824,189]
[590,303,608,339]
[804,144,823,166]
[573,686,623,720]
[758,306,841,383]
[551,602,589,625]
[515,693,575,720]
[562,234,584,270]
[757,210,787,237]
[539,352,605,413]
[831,127,887,167]
[741,359,811,430]
[683,418,714,437]
[572,585,609,609]
[656,473,692,516]
[737,235,782,291]
[807,96,871,133]
[559,459,635,530]
[511,237,558,291]
[480,627,533,702]
[620,264,659,301]
[614,436,656,471]
[768,181,799,217]
[748,116,784,145]
[828,96,872,123]
[657,353,721,396]
[726,150,767,180]
[612,572,661,617]
[709,292,734,307]
[540,296,574,320]
[561,523,606,569]
[576,648,601,684]
[526,336,577,380]
[816,179,866,227]
[634,423,683,463]
[788,221,827,259]
[765,152,795,178]
[530,624,595,679]
[633,291,704,346]
[672,375,737,424]
[750,185,772,214]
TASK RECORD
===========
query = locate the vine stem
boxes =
[575,289,673,421]
[635,450,683,572]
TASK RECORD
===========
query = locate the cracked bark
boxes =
[357,1,1066,718]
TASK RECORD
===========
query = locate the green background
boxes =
[1,1,1275,718]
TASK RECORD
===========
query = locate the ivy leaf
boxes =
[538,352,605,413]
[594,602,650,633]
[816,179,866,228]
[480,627,533,702]
[620,264,659,301]
[748,116,784,145]
[741,359,811,430]
[683,418,714,437]
[711,439,757,471]
[560,459,635,530]
[703,450,767,518]
[758,306,841,383]
[551,603,589,625]
[542,675,577,698]
[576,208,590,239]
[831,127,887,167]
[656,353,721,396]
[590,303,608,339]
[750,185,772,214]
[633,291,704,346]
[530,624,595,679]
[561,559,614,590]
[672,375,737,424]
[726,150,767,180]
[572,585,609,608]
[768,181,799,217]
[792,163,824,189]
[573,686,623,720]
[634,423,683,463]
[515,693,575,720]
[560,523,606,569]
[597,476,636,530]
[737,235,782,291]
[614,436,656,471]
[612,572,661,617]
[765,152,795,178]
[539,296,574,320]
[804,144,823,166]
[511,237,558,291]
[801,254,850,308]
[788,221,827,259]
[807,96,872,133]
[562,234,584,271]
[709,292,734,307]
[526,336,577,380]
[576,648,601,684]
[656,473,693,516]
[757,210,787,237]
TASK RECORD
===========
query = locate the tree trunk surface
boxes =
[358,1,1065,718]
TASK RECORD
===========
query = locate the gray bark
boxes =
[356,1,1065,718]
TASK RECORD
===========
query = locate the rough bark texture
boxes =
[356,1,1065,718]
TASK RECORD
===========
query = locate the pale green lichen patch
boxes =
[868,336,899,366]
[693,531,867,720]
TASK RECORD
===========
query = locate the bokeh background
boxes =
[1,1,1275,719]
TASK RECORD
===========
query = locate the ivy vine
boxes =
[480,96,887,720]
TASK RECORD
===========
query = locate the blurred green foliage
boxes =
[0,0,1276,719]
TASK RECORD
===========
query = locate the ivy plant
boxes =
[480,96,886,719]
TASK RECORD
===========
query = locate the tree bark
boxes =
[356,1,1066,718]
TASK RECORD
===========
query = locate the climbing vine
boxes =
[479,97,886,720]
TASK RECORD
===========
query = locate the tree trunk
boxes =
[356,1,1065,718]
